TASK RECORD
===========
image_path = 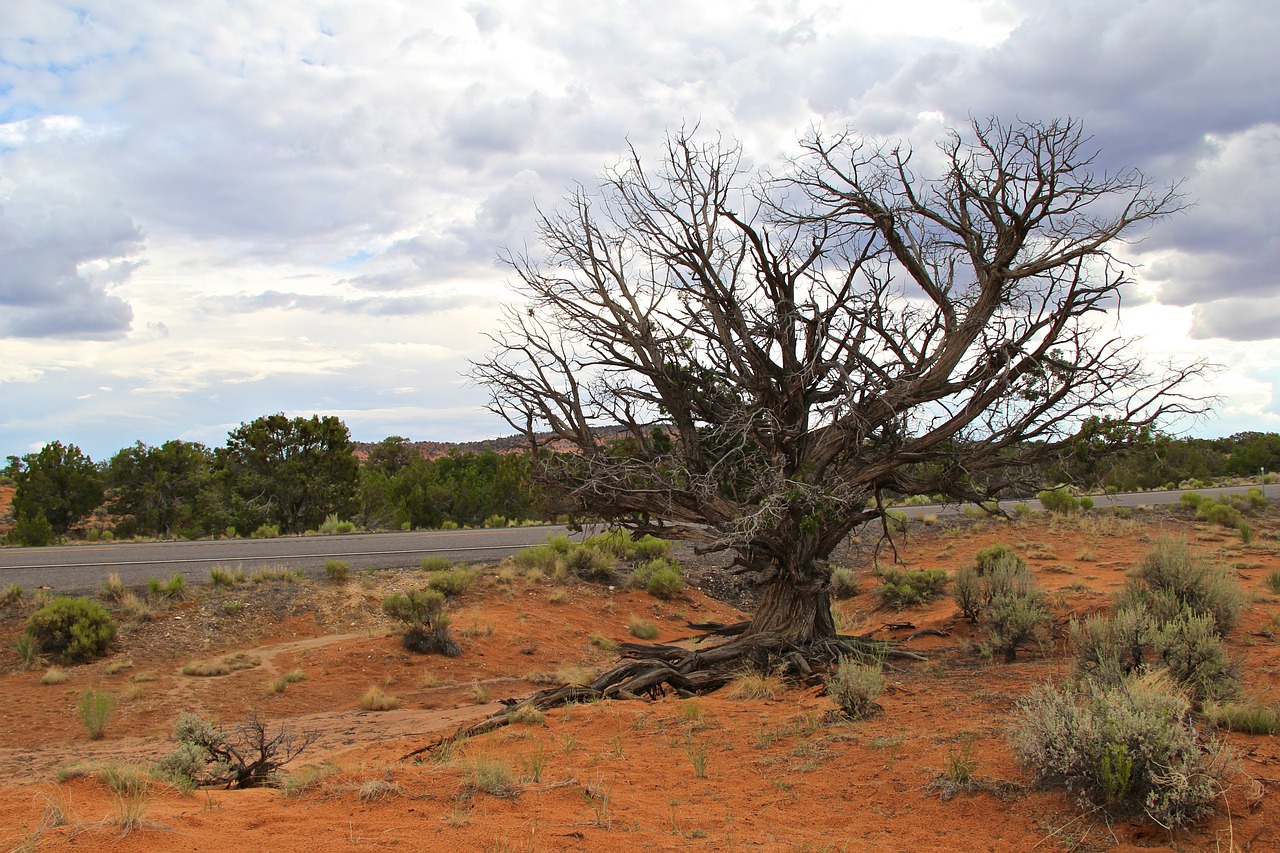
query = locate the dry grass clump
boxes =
[726,669,784,700]
[358,686,399,711]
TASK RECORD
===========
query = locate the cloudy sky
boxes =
[2,0,1279,461]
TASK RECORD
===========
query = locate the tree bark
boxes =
[745,579,836,643]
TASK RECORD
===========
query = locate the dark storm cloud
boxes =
[1191,298,1280,342]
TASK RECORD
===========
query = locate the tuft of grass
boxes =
[0,583,22,606]
[104,658,134,675]
[279,763,339,798]
[78,688,115,739]
[1203,699,1280,734]
[181,652,260,677]
[688,741,708,778]
[267,670,307,694]
[1266,570,1280,595]
[208,565,246,587]
[589,631,618,651]
[357,779,403,801]
[358,685,399,711]
[41,667,69,685]
[726,669,783,701]
[419,555,455,572]
[465,681,491,704]
[462,757,517,797]
[627,617,660,640]
[101,572,127,602]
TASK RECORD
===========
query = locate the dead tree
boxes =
[458,119,1203,740]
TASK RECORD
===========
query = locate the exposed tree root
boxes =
[402,626,923,761]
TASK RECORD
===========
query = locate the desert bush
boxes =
[973,544,1025,575]
[1237,522,1255,545]
[1078,495,1095,510]
[561,545,617,581]
[1152,612,1239,702]
[512,544,560,574]
[984,564,1050,662]
[1198,500,1244,529]
[825,656,883,720]
[324,560,350,583]
[425,567,479,596]
[875,568,948,608]
[628,558,685,599]
[1011,673,1230,827]
[78,688,115,739]
[829,566,859,599]
[1069,606,1155,687]
[1126,538,1244,635]
[1038,488,1080,514]
[250,523,280,539]
[631,535,672,559]
[25,596,118,663]
[382,589,461,656]
[953,566,984,623]
[1179,491,1207,510]
[155,711,315,789]
[627,617,660,640]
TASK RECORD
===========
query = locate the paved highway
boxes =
[0,525,573,593]
[2,484,1274,594]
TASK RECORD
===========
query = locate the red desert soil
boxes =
[1,510,1278,852]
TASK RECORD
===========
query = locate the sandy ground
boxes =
[0,508,1277,852]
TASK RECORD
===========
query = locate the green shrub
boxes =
[324,560,350,583]
[876,568,948,608]
[1128,538,1244,635]
[439,520,460,530]
[25,596,118,663]
[1179,491,1206,510]
[983,564,1050,662]
[1152,612,1239,702]
[1069,606,1155,687]
[382,589,461,656]
[825,656,883,720]
[1038,488,1080,514]
[953,566,984,623]
[14,634,42,670]
[419,555,454,571]
[1012,673,1230,827]
[5,509,57,546]
[484,514,508,529]
[147,573,186,600]
[1267,570,1280,595]
[562,545,617,581]
[426,567,479,596]
[1198,500,1243,529]
[631,535,672,559]
[251,523,281,539]
[1078,495,1094,511]
[974,544,1025,575]
[629,558,685,599]
[1,584,22,606]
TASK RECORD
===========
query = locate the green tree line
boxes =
[2,414,546,545]
[4,419,1278,546]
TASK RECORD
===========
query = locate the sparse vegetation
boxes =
[324,560,350,583]
[78,688,115,739]
[381,588,462,656]
[627,617,660,640]
[156,711,314,789]
[628,557,686,599]
[875,568,948,608]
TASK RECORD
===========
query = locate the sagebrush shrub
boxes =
[1129,538,1244,635]
[629,558,685,599]
[825,656,883,720]
[984,565,1050,662]
[829,566,859,599]
[382,589,461,656]
[562,545,616,581]
[426,567,479,596]
[1038,488,1080,514]
[876,568,948,608]
[1152,612,1239,702]
[25,596,118,663]
[973,544,1025,575]
[1069,606,1155,687]
[1011,672,1230,827]
[324,560,350,583]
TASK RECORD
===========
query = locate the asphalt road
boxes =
[0,525,573,593]
[2,483,1274,594]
